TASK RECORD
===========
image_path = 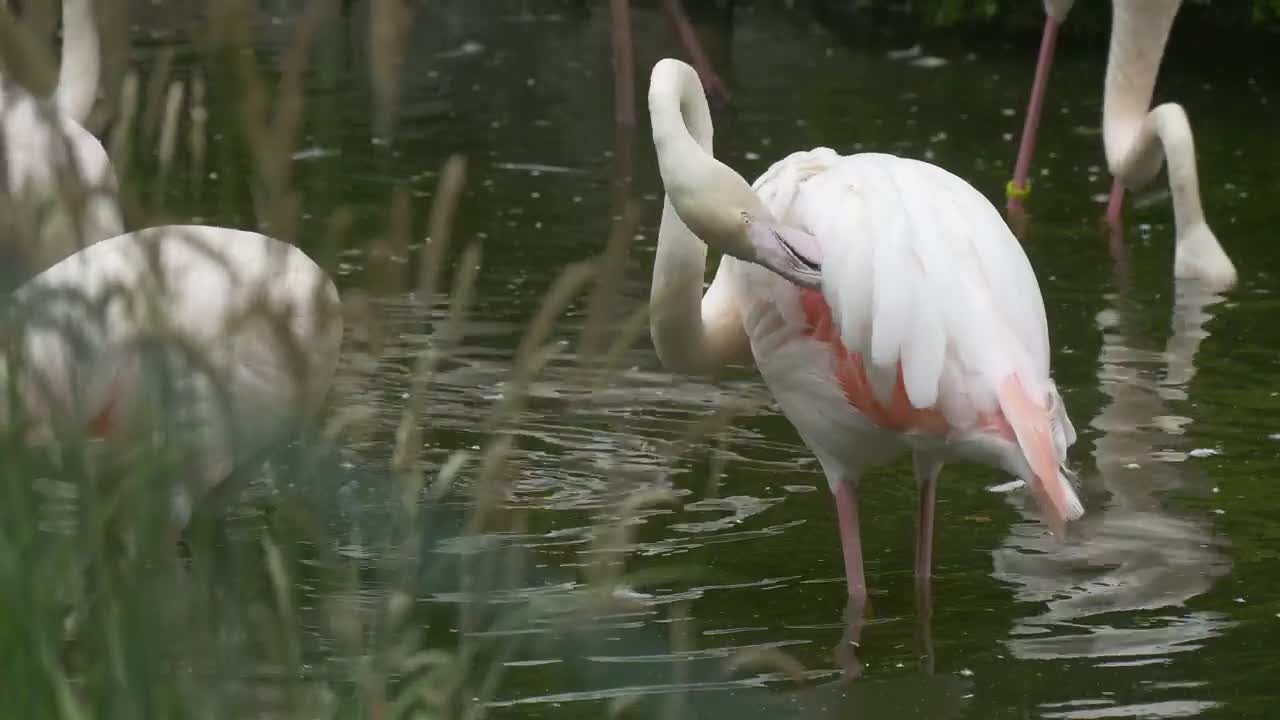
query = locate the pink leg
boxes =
[839,479,870,676]
[1105,177,1126,225]
[609,0,636,128]
[1007,15,1062,215]
[913,455,940,581]
[834,481,866,603]
[914,580,935,674]
[659,0,731,103]
[834,481,870,678]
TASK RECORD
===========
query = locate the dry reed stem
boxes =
[390,156,475,493]
[579,200,642,364]
[153,79,186,206]
[664,600,693,720]
[188,71,208,198]
[588,302,650,396]
[0,4,56,96]
[108,71,140,183]
[609,0,637,128]
[261,535,302,689]
[367,188,413,295]
[139,48,174,145]
[499,261,597,423]
[585,486,678,588]
[369,0,413,141]
[391,240,483,489]
[211,0,324,239]
[417,155,468,304]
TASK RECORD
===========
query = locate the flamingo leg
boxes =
[833,480,866,603]
[832,480,869,677]
[912,453,941,581]
[914,576,936,674]
[659,0,730,103]
[1007,14,1062,214]
[835,592,868,678]
[1105,177,1126,225]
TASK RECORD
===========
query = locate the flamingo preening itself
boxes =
[645,58,1082,619]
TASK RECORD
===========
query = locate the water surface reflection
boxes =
[991,255,1234,717]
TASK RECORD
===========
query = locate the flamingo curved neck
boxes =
[647,59,750,375]
[55,0,100,124]
[1101,0,1180,182]
[1102,0,1234,287]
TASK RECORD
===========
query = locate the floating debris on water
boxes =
[492,161,586,175]
[987,479,1025,493]
[887,44,922,60]
[911,56,948,69]
[436,40,485,59]
[291,146,339,161]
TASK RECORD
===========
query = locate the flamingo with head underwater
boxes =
[0,0,124,290]
[645,57,1083,615]
[1006,0,1236,290]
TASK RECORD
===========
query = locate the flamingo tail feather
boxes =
[997,373,1083,534]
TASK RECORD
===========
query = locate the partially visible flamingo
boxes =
[609,0,731,128]
[1006,0,1236,290]
[0,0,124,288]
[2,225,343,531]
[646,58,1083,620]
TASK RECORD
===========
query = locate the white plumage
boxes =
[646,58,1083,611]
[1008,0,1236,290]
[0,0,123,287]
[738,150,1075,491]
[3,225,343,528]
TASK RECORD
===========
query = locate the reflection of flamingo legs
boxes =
[834,593,867,679]
[988,275,1232,666]
[610,0,731,129]
[833,558,938,679]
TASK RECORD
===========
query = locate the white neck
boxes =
[647,59,749,375]
[1103,0,1214,235]
[1102,0,1179,171]
[54,0,100,124]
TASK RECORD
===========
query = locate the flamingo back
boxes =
[737,150,1081,524]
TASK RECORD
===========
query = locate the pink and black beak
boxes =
[744,213,824,290]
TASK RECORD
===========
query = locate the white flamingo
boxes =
[646,58,1082,612]
[2,225,343,530]
[1,0,124,287]
[1006,0,1236,290]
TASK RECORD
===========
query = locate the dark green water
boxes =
[134,2,1280,718]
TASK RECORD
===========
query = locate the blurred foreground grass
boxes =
[0,1,801,718]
